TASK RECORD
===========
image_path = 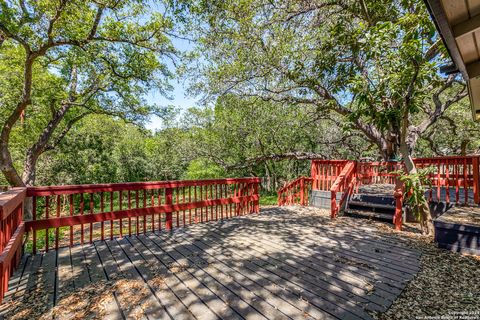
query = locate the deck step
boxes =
[350,193,395,204]
[344,208,394,220]
[348,200,395,210]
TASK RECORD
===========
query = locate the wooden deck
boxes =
[1,207,421,319]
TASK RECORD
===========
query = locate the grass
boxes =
[259,193,278,206]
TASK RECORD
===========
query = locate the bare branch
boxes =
[0,22,30,51]
[88,6,104,39]
[416,78,468,135]
[45,113,90,151]
[222,152,326,170]
[47,0,68,43]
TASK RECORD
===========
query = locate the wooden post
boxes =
[236,184,243,216]
[393,179,403,231]
[445,159,450,203]
[473,157,480,204]
[331,191,337,219]
[32,196,36,255]
[310,161,316,190]
[254,182,260,213]
[165,187,173,230]
[45,196,49,251]
[300,178,305,206]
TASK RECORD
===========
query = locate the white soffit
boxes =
[426,0,480,120]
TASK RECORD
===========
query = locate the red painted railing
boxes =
[312,156,480,205]
[310,160,349,191]
[0,188,25,303]
[356,161,403,187]
[277,177,313,206]
[415,156,479,204]
[330,161,357,219]
[26,178,260,253]
[282,156,480,231]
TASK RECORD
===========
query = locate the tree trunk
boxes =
[21,154,38,220]
[379,138,399,161]
[0,55,35,188]
[22,152,38,187]
[400,112,434,235]
[460,139,469,156]
[264,163,271,192]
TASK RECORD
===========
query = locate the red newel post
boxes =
[165,187,173,230]
[393,180,403,231]
[473,157,480,204]
[310,162,316,190]
[331,191,337,219]
[300,178,305,206]
[236,184,244,216]
[32,196,37,254]
[254,182,260,213]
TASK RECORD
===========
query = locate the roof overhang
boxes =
[423,0,480,121]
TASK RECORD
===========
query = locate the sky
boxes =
[144,37,197,131]
[144,79,197,131]
[144,3,198,132]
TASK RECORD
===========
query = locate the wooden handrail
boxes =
[27,177,261,196]
[0,188,25,303]
[277,177,313,206]
[0,188,26,220]
[330,161,356,218]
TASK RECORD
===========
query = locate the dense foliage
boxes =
[0,0,176,189]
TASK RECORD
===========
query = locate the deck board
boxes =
[81,242,124,319]
[119,238,189,319]
[154,231,328,320]
[56,247,74,301]
[69,245,91,290]
[120,237,194,320]
[176,225,371,320]
[150,232,292,320]
[3,255,29,301]
[105,239,163,319]
[145,234,241,320]
[224,220,417,281]
[133,235,219,320]
[1,207,422,319]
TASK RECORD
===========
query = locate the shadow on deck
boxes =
[0,207,421,320]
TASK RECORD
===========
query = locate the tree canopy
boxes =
[181,0,467,161]
[0,0,176,187]
[0,0,479,194]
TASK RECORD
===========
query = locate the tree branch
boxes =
[222,152,326,170]
[416,78,468,135]
[44,113,90,152]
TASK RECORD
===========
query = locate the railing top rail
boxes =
[278,176,312,193]
[355,156,479,165]
[0,188,26,221]
[357,161,401,165]
[344,156,479,167]
[413,155,479,161]
[311,160,350,163]
[27,177,260,196]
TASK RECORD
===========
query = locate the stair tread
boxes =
[351,193,394,200]
[348,200,395,210]
[344,208,394,220]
